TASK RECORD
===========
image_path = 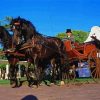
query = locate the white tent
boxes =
[84,26,100,43]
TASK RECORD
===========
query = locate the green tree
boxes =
[0,63,6,69]
[0,16,13,29]
[56,30,89,43]
[0,49,7,60]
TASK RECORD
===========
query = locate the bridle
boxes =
[11,22,25,45]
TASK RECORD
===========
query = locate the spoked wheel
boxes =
[88,48,100,80]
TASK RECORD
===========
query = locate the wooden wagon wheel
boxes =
[88,48,100,79]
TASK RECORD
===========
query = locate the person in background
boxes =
[66,29,75,43]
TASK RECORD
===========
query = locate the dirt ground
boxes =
[0,83,100,100]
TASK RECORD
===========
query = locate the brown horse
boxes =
[0,26,20,87]
[0,26,42,87]
[0,26,41,87]
[10,17,68,86]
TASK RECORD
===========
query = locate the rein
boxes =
[0,50,25,57]
[19,45,33,50]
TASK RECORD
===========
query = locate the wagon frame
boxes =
[64,39,100,79]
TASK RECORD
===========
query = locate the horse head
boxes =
[0,26,13,49]
[91,35,100,49]
[0,26,7,40]
[10,17,37,45]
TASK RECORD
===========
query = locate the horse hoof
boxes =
[28,84,38,88]
[11,83,17,88]
[10,80,20,88]
[60,81,65,86]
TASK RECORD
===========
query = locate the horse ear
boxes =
[18,16,21,20]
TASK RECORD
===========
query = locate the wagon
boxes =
[63,39,100,79]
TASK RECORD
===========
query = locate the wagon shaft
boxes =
[0,49,25,57]
[0,51,5,56]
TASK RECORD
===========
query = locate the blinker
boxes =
[14,22,20,25]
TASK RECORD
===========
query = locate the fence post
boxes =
[17,64,21,79]
[0,68,1,79]
[5,64,9,79]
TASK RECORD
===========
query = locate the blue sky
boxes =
[0,0,100,36]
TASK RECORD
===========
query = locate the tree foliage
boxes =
[56,30,89,43]
[0,16,13,29]
[0,63,6,69]
[0,49,7,60]
[0,16,13,59]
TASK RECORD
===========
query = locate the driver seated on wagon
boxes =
[65,29,75,43]
[62,29,76,49]
[63,29,81,50]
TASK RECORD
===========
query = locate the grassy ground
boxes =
[0,80,10,85]
[0,78,100,85]
[65,78,97,83]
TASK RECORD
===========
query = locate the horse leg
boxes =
[54,56,62,81]
[27,57,40,88]
[25,61,33,87]
[50,58,57,84]
[34,62,41,88]
[26,63,37,87]
[8,58,20,88]
[33,59,48,87]
[9,64,18,88]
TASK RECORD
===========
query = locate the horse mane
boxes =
[23,20,56,41]
[12,17,46,41]
[11,17,62,46]
[21,18,45,39]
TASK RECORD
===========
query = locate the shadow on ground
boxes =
[21,94,38,100]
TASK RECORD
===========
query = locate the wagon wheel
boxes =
[88,48,100,80]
